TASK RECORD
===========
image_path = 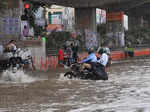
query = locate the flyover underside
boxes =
[127,3,150,17]
[31,0,150,10]
[31,0,150,17]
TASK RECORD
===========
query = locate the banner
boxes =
[107,12,124,22]
[2,17,19,35]
[85,29,98,49]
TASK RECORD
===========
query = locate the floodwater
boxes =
[0,57,150,112]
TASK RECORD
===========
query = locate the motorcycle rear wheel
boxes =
[64,72,73,79]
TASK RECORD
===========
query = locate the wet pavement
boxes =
[0,56,150,112]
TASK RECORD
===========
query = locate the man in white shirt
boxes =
[90,48,109,80]
[97,51,108,67]
[97,41,111,68]
[97,47,109,76]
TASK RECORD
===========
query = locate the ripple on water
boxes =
[1,58,150,112]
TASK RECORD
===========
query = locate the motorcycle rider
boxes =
[97,48,109,67]
[95,47,109,80]
[5,40,17,54]
[97,41,111,70]
[80,48,97,71]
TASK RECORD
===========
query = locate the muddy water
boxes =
[0,57,150,112]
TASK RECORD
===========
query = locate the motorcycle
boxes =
[0,48,34,73]
[16,48,35,70]
[64,63,108,80]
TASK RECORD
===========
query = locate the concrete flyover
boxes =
[31,0,150,12]
[31,0,150,24]
[31,0,150,47]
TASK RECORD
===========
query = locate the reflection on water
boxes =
[0,57,150,112]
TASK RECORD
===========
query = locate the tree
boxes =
[23,1,50,36]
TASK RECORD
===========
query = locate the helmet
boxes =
[98,47,110,55]
[88,48,94,54]
[104,47,110,55]
[98,48,104,55]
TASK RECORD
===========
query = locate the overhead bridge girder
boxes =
[31,0,150,10]
[30,0,150,18]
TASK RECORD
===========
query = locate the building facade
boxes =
[0,0,23,41]
[45,5,75,31]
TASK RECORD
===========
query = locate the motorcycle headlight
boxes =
[14,54,18,57]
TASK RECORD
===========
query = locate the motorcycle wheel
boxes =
[64,72,73,79]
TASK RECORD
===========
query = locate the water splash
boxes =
[0,70,37,83]
[58,73,67,80]
[58,73,81,81]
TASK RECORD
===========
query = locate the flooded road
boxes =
[0,57,150,112]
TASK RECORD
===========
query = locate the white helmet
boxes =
[103,47,110,55]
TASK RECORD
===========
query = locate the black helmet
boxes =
[88,48,94,54]
[98,48,105,55]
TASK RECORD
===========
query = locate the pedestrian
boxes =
[0,43,4,55]
[124,45,129,58]
[58,46,64,67]
[66,44,73,66]
[23,25,29,40]
[72,41,79,63]
[124,42,134,58]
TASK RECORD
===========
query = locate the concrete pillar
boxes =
[75,8,96,33]
[106,11,125,47]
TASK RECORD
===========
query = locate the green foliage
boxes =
[97,24,150,47]
[125,26,150,46]
[34,25,46,36]
[24,1,47,36]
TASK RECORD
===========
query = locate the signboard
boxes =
[107,12,124,22]
[123,15,128,31]
[35,7,46,27]
[96,8,106,24]
[51,14,62,24]
[48,12,62,25]
[85,29,98,49]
